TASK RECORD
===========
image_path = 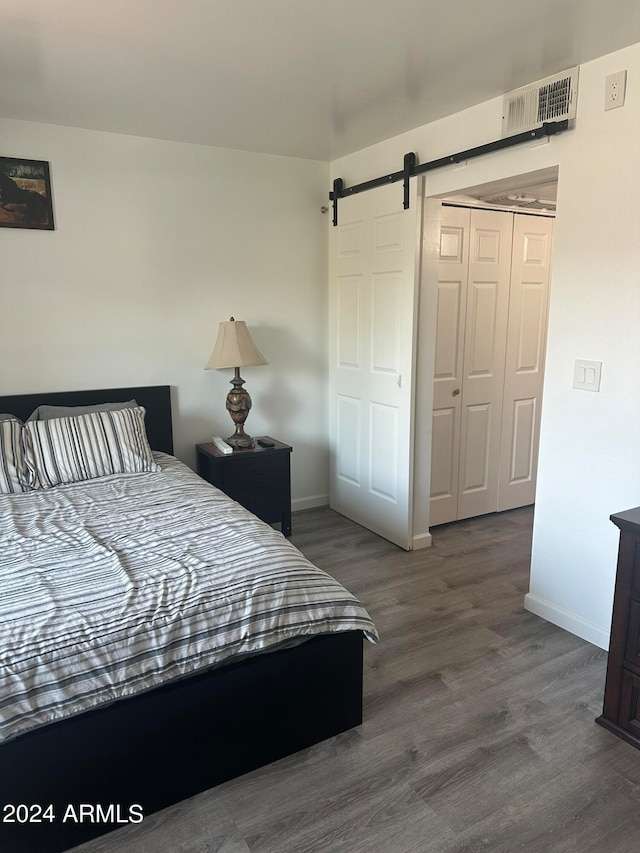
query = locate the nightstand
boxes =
[196,438,292,536]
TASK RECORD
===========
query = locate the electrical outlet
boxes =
[605,70,627,111]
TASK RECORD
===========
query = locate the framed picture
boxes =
[0,156,54,230]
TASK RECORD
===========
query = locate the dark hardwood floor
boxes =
[73,506,640,853]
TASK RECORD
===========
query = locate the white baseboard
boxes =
[523,592,609,651]
[292,494,329,513]
[412,531,433,550]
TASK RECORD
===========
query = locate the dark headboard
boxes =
[0,385,174,454]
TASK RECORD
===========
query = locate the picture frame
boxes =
[0,156,54,230]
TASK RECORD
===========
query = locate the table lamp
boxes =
[205,317,268,449]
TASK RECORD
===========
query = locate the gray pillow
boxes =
[25,406,158,489]
[0,413,20,422]
[28,400,138,421]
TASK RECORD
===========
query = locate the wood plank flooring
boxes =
[72,506,640,853]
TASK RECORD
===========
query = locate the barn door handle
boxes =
[452,388,460,396]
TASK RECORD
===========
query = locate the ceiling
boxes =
[2,1,640,162]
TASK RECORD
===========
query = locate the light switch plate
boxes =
[573,359,602,392]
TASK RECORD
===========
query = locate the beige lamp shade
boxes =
[204,319,268,370]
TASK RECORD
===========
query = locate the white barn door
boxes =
[329,183,420,550]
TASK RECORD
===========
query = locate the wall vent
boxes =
[502,67,579,137]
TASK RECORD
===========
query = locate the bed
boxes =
[0,385,377,853]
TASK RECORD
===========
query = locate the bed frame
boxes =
[0,386,365,853]
[0,385,175,455]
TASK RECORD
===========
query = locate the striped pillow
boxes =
[0,418,33,494]
[25,406,160,489]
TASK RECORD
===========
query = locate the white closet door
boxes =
[457,208,513,521]
[329,183,420,549]
[497,214,553,511]
[430,206,470,526]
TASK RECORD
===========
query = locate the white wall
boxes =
[0,118,330,508]
[331,43,640,649]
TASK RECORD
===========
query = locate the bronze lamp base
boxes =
[226,368,255,449]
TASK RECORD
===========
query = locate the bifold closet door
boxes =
[430,206,553,526]
[497,214,553,511]
[457,208,513,521]
[430,206,513,525]
[430,206,469,526]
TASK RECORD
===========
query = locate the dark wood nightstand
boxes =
[196,438,292,536]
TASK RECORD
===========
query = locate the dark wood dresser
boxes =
[596,506,640,747]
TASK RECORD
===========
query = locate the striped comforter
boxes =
[0,453,378,743]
